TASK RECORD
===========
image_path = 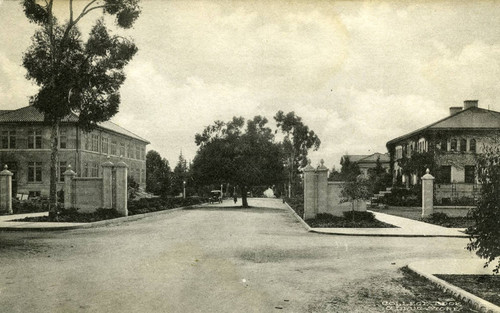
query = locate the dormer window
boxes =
[470,139,476,153]
[460,139,467,152]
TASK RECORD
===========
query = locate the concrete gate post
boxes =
[115,161,128,216]
[101,157,114,209]
[303,160,317,220]
[0,165,13,214]
[421,168,435,218]
[63,165,76,209]
[316,160,329,214]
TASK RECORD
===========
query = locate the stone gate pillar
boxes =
[115,161,128,216]
[0,165,13,214]
[421,168,435,218]
[303,160,316,220]
[63,165,76,209]
[316,160,329,214]
[101,158,114,209]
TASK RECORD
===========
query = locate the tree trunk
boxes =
[49,119,59,211]
[241,185,248,208]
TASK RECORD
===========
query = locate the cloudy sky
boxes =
[1,0,500,169]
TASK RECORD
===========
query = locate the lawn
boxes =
[305,212,397,228]
[434,274,500,307]
[370,206,475,228]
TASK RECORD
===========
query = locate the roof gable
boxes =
[387,107,500,146]
[358,152,390,163]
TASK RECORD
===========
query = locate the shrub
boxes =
[284,196,303,218]
[426,212,449,222]
[127,196,208,215]
[12,199,50,214]
[342,210,376,222]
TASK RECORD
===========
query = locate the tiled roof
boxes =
[343,155,368,163]
[387,107,500,146]
[0,110,12,116]
[0,106,78,122]
[0,106,149,143]
[357,152,390,163]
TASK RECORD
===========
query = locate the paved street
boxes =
[0,198,477,313]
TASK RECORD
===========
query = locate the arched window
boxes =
[451,139,457,151]
[460,138,467,152]
[470,139,476,153]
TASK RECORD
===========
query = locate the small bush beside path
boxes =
[13,197,208,223]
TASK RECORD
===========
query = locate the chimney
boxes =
[449,107,462,116]
[464,100,478,110]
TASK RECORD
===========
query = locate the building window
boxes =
[437,166,451,184]
[28,162,42,182]
[91,134,99,152]
[460,139,467,152]
[83,162,89,178]
[440,139,447,151]
[450,139,457,151]
[470,139,476,153]
[1,130,16,149]
[140,168,144,183]
[28,191,41,199]
[465,166,475,183]
[135,145,140,159]
[102,137,109,155]
[28,130,42,149]
[119,142,125,157]
[59,130,67,149]
[141,147,145,160]
[58,161,67,182]
[111,140,117,155]
[127,143,132,158]
[91,162,99,177]
[84,133,90,150]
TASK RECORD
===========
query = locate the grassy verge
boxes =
[13,197,208,223]
[434,274,500,307]
[371,206,474,228]
[394,267,481,312]
[306,212,396,228]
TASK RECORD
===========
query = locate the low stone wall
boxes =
[64,159,128,216]
[71,178,104,213]
[435,183,478,202]
[303,161,366,219]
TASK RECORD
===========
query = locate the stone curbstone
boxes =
[407,264,500,313]
[0,205,197,232]
[283,201,312,232]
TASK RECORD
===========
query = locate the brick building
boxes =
[0,106,149,198]
[386,100,500,203]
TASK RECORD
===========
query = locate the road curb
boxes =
[308,229,469,238]
[407,264,500,313]
[0,206,190,232]
[283,201,311,232]
[283,201,470,238]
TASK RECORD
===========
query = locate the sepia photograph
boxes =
[0,0,499,312]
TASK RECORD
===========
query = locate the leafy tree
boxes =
[367,156,392,194]
[274,111,321,197]
[328,166,343,182]
[467,145,500,273]
[341,175,371,221]
[22,0,140,209]
[340,155,361,182]
[192,116,285,207]
[146,150,171,196]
